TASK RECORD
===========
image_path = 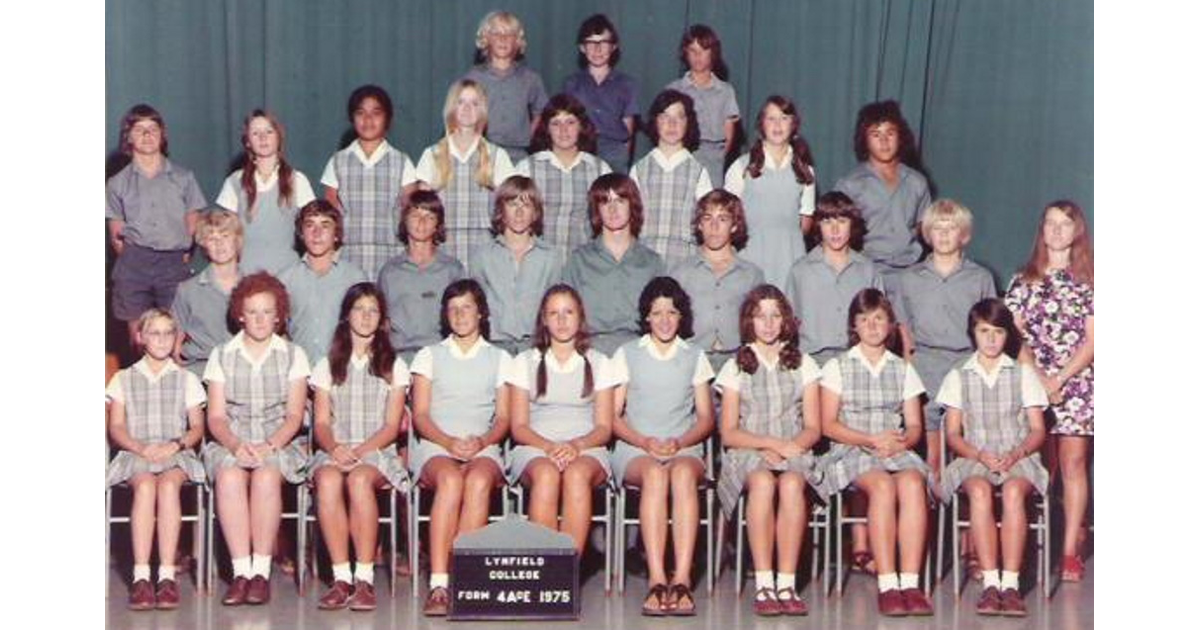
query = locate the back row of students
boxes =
[108,165,1093,618]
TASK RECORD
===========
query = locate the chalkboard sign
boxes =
[449,517,580,620]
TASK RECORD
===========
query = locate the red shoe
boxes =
[155,579,180,610]
[317,580,353,610]
[877,589,906,617]
[1061,555,1085,582]
[999,588,1027,616]
[245,575,271,605]
[752,587,783,616]
[776,587,809,616]
[349,580,377,612]
[423,586,450,617]
[128,579,155,611]
[221,576,250,606]
[975,586,1002,616]
[900,588,933,616]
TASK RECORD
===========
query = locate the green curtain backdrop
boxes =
[106,0,1092,282]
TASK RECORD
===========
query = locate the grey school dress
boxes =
[506,348,613,484]
[939,361,1049,501]
[202,339,308,483]
[218,170,304,276]
[634,153,707,269]
[728,153,814,289]
[610,338,710,485]
[716,355,823,520]
[308,357,410,489]
[817,352,934,497]
[106,365,206,486]
[330,145,411,279]
[408,341,508,480]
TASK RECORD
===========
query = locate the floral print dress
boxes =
[1004,269,1094,435]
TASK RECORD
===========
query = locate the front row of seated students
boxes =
[109,276,1050,619]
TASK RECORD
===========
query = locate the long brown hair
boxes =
[846,288,904,356]
[238,109,296,222]
[736,284,802,374]
[1017,200,1094,285]
[327,283,397,386]
[531,284,594,400]
[745,95,815,185]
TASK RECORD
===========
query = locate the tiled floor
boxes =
[106,555,1092,630]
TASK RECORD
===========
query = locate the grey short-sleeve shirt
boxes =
[832,162,931,269]
[377,249,466,354]
[278,254,369,363]
[463,63,549,151]
[665,73,740,144]
[562,239,665,353]
[668,253,764,353]
[105,159,208,251]
[785,248,885,355]
[893,257,997,351]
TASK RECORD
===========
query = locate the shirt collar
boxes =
[132,356,182,382]
[962,352,1016,377]
[534,150,583,173]
[637,334,689,360]
[224,330,289,360]
[253,164,280,191]
[748,343,781,371]
[301,250,344,269]
[847,344,901,370]
[538,348,584,374]
[649,147,693,171]
[919,256,966,277]
[448,135,483,162]
[440,335,491,359]
[349,139,394,168]
[763,145,794,171]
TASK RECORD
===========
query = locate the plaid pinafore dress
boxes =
[307,359,409,489]
[106,367,206,485]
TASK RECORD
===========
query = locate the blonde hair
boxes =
[433,80,494,190]
[195,209,245,254]
[136,307,176,335]
[919,198,973,243]
[475,11,527,58]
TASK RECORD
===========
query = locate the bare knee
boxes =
[668,462,700,494]
[641,464,669,494]
[562,461,594,493]
[347,467,377,498]
[895,471,927,500]
[527,462,561,493]
[464,467,496,499]
[1001,481,1030,511]
[315,467,345,499]
[250,468,283,499]
[963,478,992,505]
[747,470,776,497]
[434,467,465,497]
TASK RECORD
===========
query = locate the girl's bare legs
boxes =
[523,459,562,531]
[154,469,188,572]
[745,469,777,575]
[315,467,350,565]
[1000,478,1033,572]
[624,457,669,587]
[775,472,808,576]
[962,477,998,571]
[667,458,704,584]
[895,470,928,575]
[347,466,383,564]
[216,467,252,559]
[459,458,502,532]
[249,467,284,557]
[421,457,464,575]
[128,473,159,567]
[853,470,898,576]
[562,457,606,553]
[1058,436,1090,558]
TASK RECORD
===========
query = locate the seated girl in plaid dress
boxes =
[715,285,822,617]
[818,288,934,617]
[310,283,411,611]
[203,272,311,607]
[507,284,616,553]
[106,308,207,611]
[408,279,514,616]
[938,298,1048,617]
[610,277,715,616]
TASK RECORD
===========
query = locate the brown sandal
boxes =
[641,583,670,616]
[850,551,876,574]
[668,583,695,616]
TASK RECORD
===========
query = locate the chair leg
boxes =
[389,488,398,598]
[410,486,420,600]
[734,495,744,597]
[615,488,625,594]
[206,486,216,594]
[604,486,613,594]
[195,484,205,594]
[105,487,112,598]
[952,494,962,599]
[823,503,832,596]
[706,486,715,594]
[1042,492,1052,599]
[297,485,307,594]
[835,493,846,596]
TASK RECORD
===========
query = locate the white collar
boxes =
[536,348,585,374]
[448,135,483,163]
[132,356,182,382]
[223,331,289,366]
[440,335,491,359]
[962,352,1016,378]
[847,344,901,375]
[637,334,689,361]
[649,147,693,172]
[349,139,394,168]
[534,150,584,173]
[762,145,794,171]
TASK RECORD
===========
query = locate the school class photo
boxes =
[104,1,1093,627]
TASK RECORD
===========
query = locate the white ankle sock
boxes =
[231,556,253,578]
[251,553,272,578]
[899,572,919,589]
[754,571,775,591]
[355,562,375,584]
[1001,570,1020,590]
[982,569,1000,588]
[158,565,177,582]
[133,564,151,582]
[878,573,900,592]
[430,573,449,589]
[332,562,353,584]
[777,572,796,591]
